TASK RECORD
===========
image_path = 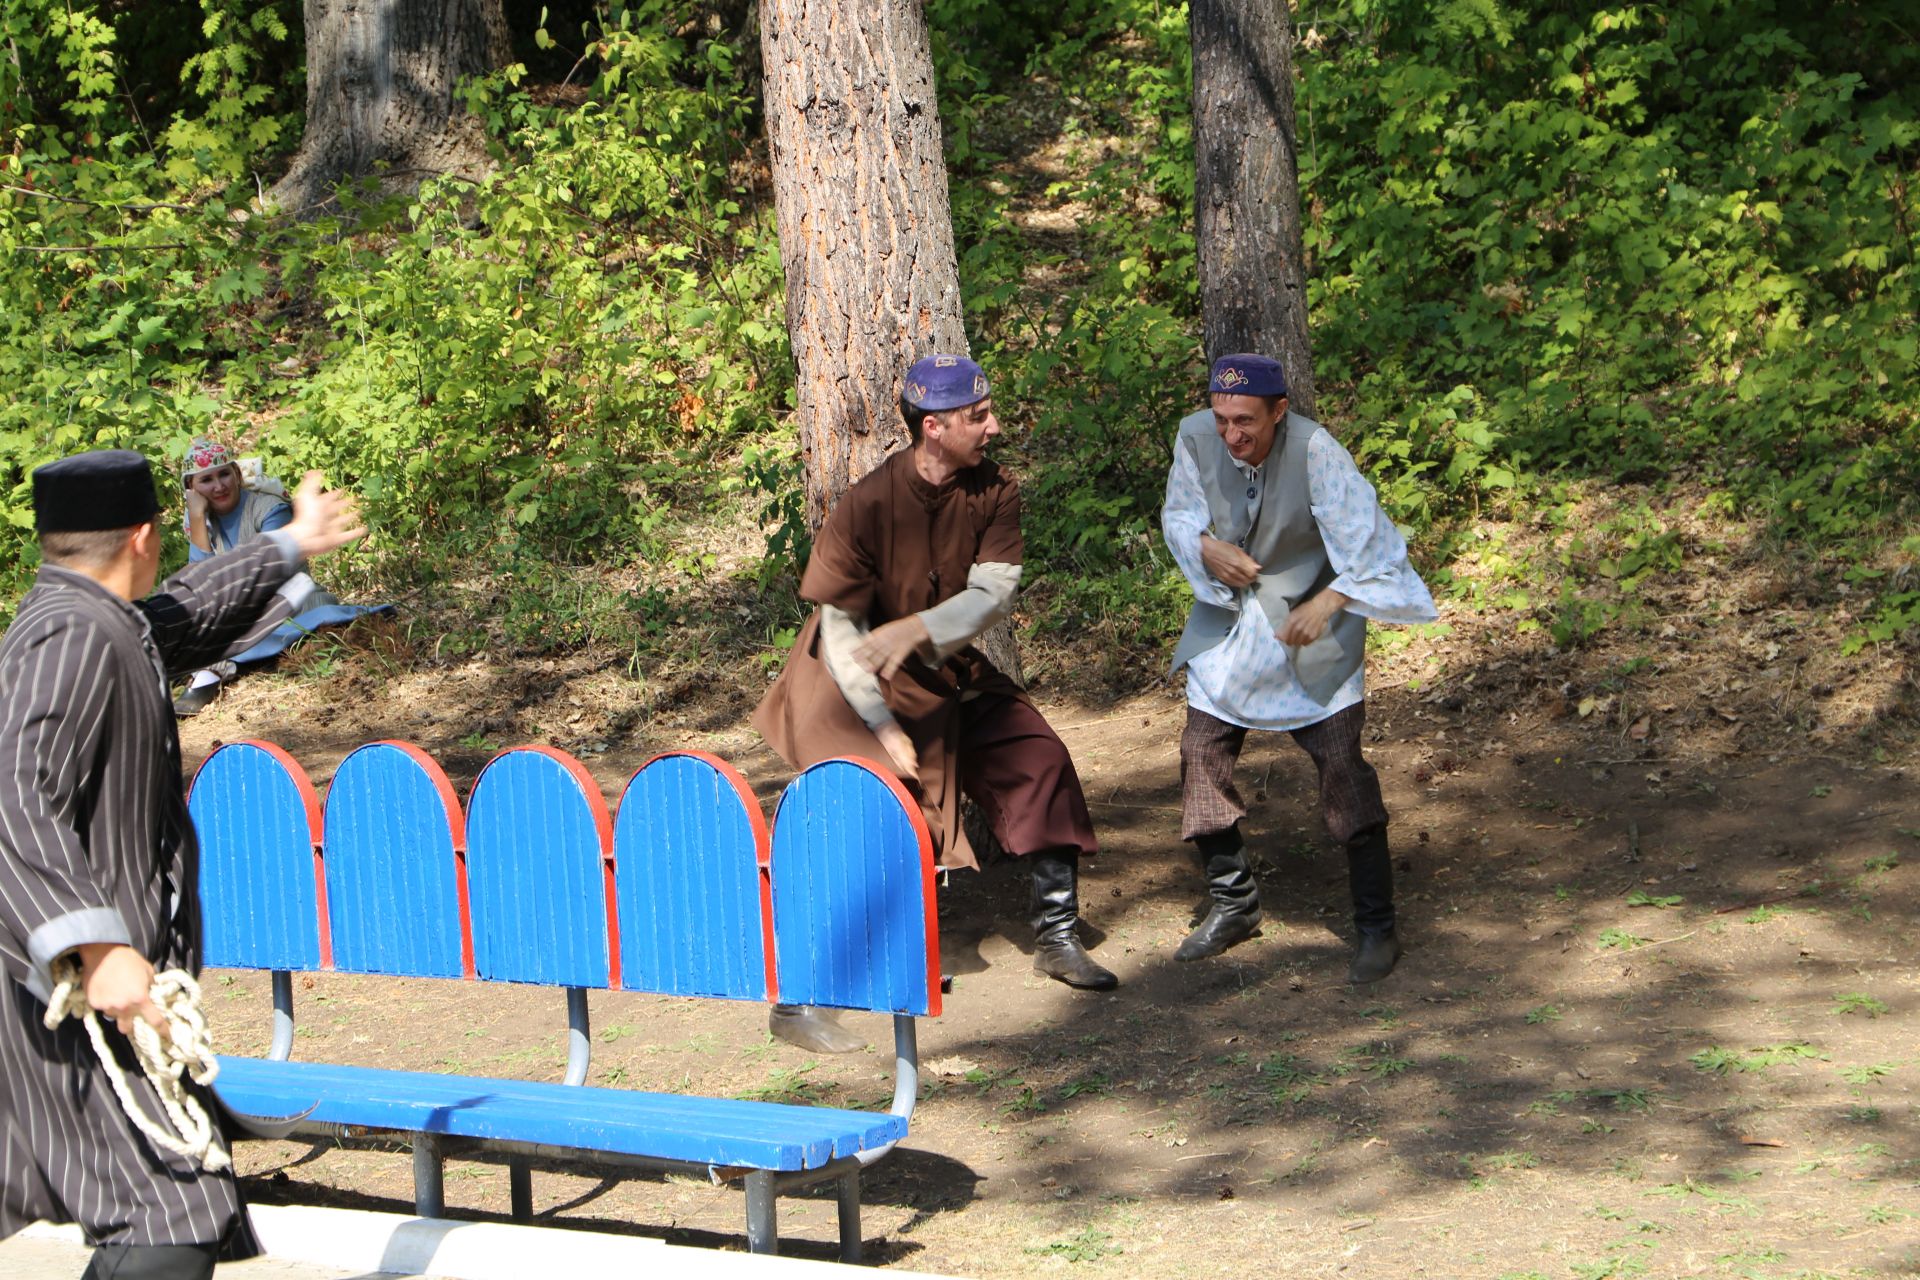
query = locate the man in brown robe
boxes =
[754,355,1116,1051]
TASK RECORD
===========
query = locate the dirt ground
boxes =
[174,568,1920,1280]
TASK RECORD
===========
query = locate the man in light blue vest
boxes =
[1162,354,1437,982]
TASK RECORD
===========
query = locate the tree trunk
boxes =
[273,0,511,216]
[758,0,969,529]
[1190,0,1316,415]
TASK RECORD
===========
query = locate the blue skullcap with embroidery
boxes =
[1209,353,1288,398]
[902,354,991,412]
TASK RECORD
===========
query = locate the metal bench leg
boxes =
[413,1134,445,1218]
[836,1169,863,1263]
[509,1158,532,1220]
[745,1171,778,1255]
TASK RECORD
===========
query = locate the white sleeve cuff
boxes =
[818,606,896,732]
[24,906,131,1005]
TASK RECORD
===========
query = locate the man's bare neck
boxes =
[912,441,967,488]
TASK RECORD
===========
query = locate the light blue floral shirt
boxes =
[1163,427,1437,731]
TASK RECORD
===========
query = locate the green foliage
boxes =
[0,2,785,631]
[1831,993,1889,1018]
[1300,0,1920,637]
[1690,1042,1824,1074]
[3,0,1916,666]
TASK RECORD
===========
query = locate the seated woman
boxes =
[173,438,352,715]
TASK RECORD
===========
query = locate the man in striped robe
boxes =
[0,450,363,1280]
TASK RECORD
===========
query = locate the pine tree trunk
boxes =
[758,0,969,529]
[273,0,510,216]
[1190,0,1316,414]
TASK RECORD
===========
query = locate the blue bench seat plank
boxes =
[614,752,772,1001]
[214,1057,904,1171]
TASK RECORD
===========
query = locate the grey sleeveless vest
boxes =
[1167,408,1367,706]
[207,488,286,554]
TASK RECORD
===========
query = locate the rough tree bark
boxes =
[273,0,511,216]
[758,0,969,530]
[1190,0,1316,414]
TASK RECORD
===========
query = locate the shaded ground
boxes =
[177,575,1919,1279]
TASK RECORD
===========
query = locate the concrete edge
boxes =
[24,1206,969,1279]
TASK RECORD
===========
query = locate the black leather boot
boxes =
[1176,827,1263,961]
[1345,824,1401,983]
[768,1004,866,1053]
[1030,850,1118,990]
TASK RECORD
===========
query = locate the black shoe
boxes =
[1347,930,1403,983]
[1174,828,1262,961]
[172,682,221,717]
[1034,936,1119,989]
[1030,850,1118,990]
[768,1004,866,1054]
[1175,902,1262,961]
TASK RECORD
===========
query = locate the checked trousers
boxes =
[1178,701,1389,845]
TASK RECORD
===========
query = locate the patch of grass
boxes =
[1840,1062,1896,1085]
[1624,890,1683,908]
[1832,992,1889,1018]
[1359,1003,1401,1027]
[1847,1104,1882,1123]
[1525,1003,1563,1024]
[1002,1084,1048,1115]
[1259,1052,1326,1105]
[737,1062,827,1106]
[1581,1119,1616,1135]
[1744,904,1787,923]
[1690,1042,1824,1075]
[1645,1178,1759,1215]
[1866,1205,1912,1224]
[1024,1227,1121,1263]
[1595,1087,1656,1113]
[1864,853,1900,873]
[1060,1074,1112,1099]
[1597,928,1649,950]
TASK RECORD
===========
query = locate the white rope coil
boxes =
[43,955,231,1173]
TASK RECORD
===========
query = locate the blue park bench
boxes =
[187,738,941,1261]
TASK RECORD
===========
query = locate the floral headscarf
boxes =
[182,437,234,481]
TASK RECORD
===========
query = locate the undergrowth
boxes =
[1,0,1914,674]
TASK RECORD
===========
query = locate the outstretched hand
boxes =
[284,470,366,561]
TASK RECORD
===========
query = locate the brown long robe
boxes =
[754,449,1087,870]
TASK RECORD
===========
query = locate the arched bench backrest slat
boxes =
[613,751,772,1001]
[768,758,939,1017]
[324,741,470,979]
[190,741,326,971]
[465,747,616,988]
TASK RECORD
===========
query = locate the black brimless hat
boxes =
[33,450,163,534]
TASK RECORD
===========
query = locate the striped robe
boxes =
[0,536,298,1253]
